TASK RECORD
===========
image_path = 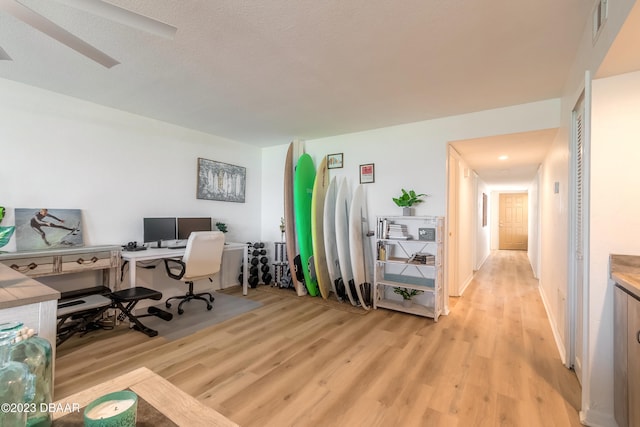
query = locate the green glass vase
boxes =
[10,329,53,427]
[0,323,36,427]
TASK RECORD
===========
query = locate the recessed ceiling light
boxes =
[498,155,509,161]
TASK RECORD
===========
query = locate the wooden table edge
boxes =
[52,367,239,427]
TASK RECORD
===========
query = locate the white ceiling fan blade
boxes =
[0,46,12,60]
[0,0,119,68]
[53,0,177,39]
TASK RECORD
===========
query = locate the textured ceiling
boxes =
[0,0,593,148]
[450,129,557,188]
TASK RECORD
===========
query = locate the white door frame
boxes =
[567,71,591,415]
[446,145,460,298]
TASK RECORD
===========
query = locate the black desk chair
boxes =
[164,231,225,314]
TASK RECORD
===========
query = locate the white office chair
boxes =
[163,231,225,315]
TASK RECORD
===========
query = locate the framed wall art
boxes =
[197,158,246,203]
[327,153,343,169]
[15,208,83,250]
[482,193,488,227]
[359,163,375,184]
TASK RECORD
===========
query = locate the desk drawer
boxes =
[61,251,116,274]
[1,257,56,277]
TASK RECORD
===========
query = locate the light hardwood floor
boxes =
[55,250,582,426]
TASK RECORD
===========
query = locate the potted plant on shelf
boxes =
[392,189,428,216]
[393,287,423,308]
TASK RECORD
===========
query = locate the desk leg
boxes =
[243,248,248,296]
[128,259,137,288]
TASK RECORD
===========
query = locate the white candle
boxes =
[85,398,136,420]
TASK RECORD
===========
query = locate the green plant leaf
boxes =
[0,226,15,248]
[392,189,427,207]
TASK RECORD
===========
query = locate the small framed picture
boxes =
[327,153,343,169]
[359,163,375,184]
[418,227,436,242]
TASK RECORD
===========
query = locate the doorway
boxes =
[498,193,528,250]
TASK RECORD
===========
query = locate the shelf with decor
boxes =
[374,215,444,321]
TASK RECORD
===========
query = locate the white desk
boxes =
[121,243,249,295]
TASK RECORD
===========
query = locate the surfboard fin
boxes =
[362,283,372,305]
[293,255,305,284]
[308,256,317,281]
[349,279,360,306]
[335,278,346,300]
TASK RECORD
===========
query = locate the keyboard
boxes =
[125,246,147,252]
[168,245,187,250]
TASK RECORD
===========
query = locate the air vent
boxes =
[592,0,608,42]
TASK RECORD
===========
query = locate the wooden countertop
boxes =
[610,254,640,300]
[53,367,239,427]
[0,262,60,309]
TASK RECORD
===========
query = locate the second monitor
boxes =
[177,217,212,240]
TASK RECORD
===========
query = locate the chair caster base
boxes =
[148,306,173,321]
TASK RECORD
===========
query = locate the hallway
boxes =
[451,249,582,426]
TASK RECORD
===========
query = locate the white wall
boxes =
[452,151,475,295]
[260,99,562,299]
[538,0,638,424]
[0,78,261,296]
[590,70,640,425]
[528,171,540,278]
[538,140,570,376]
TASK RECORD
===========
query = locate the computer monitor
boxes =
[143,217,176,248]
[177,217,212,240]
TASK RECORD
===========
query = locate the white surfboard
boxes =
[349,184,374,310]
[323,176,342,301]
[335,177,357,306]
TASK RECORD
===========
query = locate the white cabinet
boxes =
[374,216,444,321]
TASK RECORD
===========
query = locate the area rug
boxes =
[142,292,262,341]
[254,285,371,315]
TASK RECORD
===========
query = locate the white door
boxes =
[570,85,589,386]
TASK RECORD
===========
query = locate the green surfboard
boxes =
[294,153,319,296]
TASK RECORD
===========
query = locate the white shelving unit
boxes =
[374,215,444,321]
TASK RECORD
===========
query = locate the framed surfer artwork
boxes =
[197,158,246,203]
[14,208,84,251]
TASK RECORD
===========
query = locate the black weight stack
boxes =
[243,241,271,287]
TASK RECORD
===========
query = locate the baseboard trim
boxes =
[457,272,474,296]
[538,283,567,365]
[579,407,616,427]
